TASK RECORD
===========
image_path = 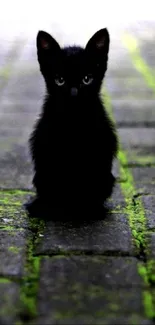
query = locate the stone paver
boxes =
[106,77,155,99]
[0,21,155,324]
[0,229,28,276]
[34,211,135,256]
[112,99,155,127]
[0,282,20,325]
[36,256,146,324]
[118,128,155,166]
[140,196,155,229]
[132,167,155,184]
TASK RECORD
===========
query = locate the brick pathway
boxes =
[0,21,155,324]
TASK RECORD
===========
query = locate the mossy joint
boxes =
[146,260,155,284]
[121,156,155,168]
[122,33,155,93]
[143,291,155,319]
[19,217,45,321]
[0,278,12,284]
[0,188,44,321]
[104,90,155,319]
[0,189,34,206]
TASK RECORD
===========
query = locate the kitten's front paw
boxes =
[24,197,44,218]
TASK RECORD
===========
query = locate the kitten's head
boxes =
[36,28,110,100]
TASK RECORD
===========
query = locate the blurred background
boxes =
[0,0,155,43]
[0,0,155,188]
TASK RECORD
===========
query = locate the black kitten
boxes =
[25,28,118,217]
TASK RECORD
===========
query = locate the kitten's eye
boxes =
[55,76,65,86]
[82,75,93,85]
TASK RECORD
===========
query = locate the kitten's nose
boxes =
[71,87,78,96]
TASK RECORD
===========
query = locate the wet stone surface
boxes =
[34,213,135,256]
[36,256,146,325]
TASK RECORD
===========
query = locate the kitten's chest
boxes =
[48,111,102,158]
[47,115,103,178]
[61,120,95,150]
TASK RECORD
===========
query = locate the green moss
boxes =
[109,303,119,312]
[20,217,45,320]
[143,291,155,318]
[49,255,65,260]
[0,65,12,79]
[29,217,45,234]
[0,278,12,284]
[20,259,41,317]
[0,200,21,206]
[124,154,155,167]
[0,189,34,206]
[122,34,155,93]
[0,225,14,231]
[20,239,41,318]
[8,246,21,254]
[87,285,105,298]
[0,205,16,212]
[137,263,149,286]
[109,209,123,214]
[0,226,24,232]
[0,189,33,195]
[129,314,144,325]
[53,311,75,320]
[146,260,155,284]
[0,202,29,234]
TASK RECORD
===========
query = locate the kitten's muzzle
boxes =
[71,87,78,97]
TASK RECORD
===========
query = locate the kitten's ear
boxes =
[85,28,110,56]
[37,30,60,52]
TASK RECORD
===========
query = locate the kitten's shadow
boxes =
[24,197,110,225]
[45,205,109,225]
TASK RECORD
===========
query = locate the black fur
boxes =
[25,28,118,217]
